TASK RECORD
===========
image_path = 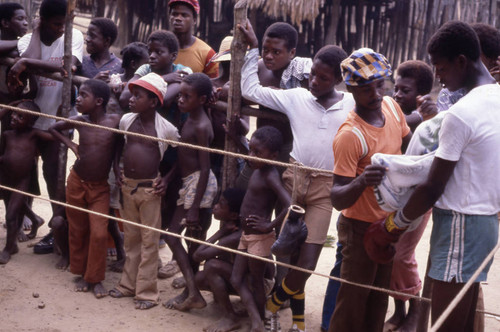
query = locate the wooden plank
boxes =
[221,0,248,190]
[57,0,76,205]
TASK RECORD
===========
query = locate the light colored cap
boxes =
[209,36,233,63]
[129,72,167,105]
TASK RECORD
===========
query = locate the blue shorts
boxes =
[429,208,498,283]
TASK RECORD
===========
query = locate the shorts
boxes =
[282,162,333,244]
[429,207,499,283]
[238,232,276,257]
[177,170,218,209]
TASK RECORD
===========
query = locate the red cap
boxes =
[168,0,200,14]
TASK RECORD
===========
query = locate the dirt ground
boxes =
[1,150,500,331]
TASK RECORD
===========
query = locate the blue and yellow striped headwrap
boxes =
[341,48,392,86]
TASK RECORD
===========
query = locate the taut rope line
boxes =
[4,103,500,320]
[0,183,430,302]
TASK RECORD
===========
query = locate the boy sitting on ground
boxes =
[0,100,53,264]
[109,72,179,310]
[193,187,246,332]
[163,72,218,311]
[230,126,291,332]
[49,79,120,299]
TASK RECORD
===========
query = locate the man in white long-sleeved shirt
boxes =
[239,21,354,332]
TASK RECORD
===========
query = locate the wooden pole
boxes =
[221,0,248,191]
[56,0,76,206]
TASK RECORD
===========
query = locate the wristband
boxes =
[385,210,410,233]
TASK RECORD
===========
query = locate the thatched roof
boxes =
[244,0,325,25]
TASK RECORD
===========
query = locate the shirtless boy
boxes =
[230,126,291,332]
[109,72,179,310]
[0,100,52,264]
[49,79,120,298]
[164,72,217,311]
[193,187,246,332]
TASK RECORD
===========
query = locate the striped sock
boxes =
[291,292,305,331]
[266,279,298,314]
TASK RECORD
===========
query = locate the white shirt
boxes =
[241,48,354,171]
[18,29,84,130]
[435,84,500,215]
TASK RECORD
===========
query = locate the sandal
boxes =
[158,260,180,279]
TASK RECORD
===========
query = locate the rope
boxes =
[4,103,500,319]
[0,103,334,176]
[430,239,500,331]
[0,183,430,302]
[476,310,500,319]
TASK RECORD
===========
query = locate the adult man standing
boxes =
[168,0,218,78]
[365,21,500,331]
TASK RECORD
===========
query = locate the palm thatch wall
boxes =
[7,0,497,68]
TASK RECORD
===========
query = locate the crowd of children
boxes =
[1,0,500,331]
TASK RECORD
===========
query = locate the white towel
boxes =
[119,112,179,159]
[371,151,435,211]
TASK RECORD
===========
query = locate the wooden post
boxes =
[221,0,248,191]
[56,0,76,205]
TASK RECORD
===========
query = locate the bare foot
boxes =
[55,256,69,270]
[398,299,421,332]
[0,249,11,264]
[250,319,265,332]
[172,276,187,289]
[28,217,44,240]
[75,278,90,292]
[18,230,30,242]
[135,300,157,310]
[109,288,125,298]
[163,288,188,309]
[173,294,207,311]
[109,258,125,273]
[0,245,19,264]
[203,316,241,332]
[23,217,32,231]
[109,288,133,298]
[93,282,107,299]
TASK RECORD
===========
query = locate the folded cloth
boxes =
[371,151,435,216]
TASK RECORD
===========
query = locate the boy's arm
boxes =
[48,118,79,158]
[330,128,387,210]
[153,161,177,195]
[0,40,19,55]
[185,129,212,226]
[0,132,6,161]
[330,166,386,211]
[118,74,140,110]
[192,229,241,263]
[113,134,125,187]
[34,128,55,141]
[238,20,294,115]
[162,82,181,110]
